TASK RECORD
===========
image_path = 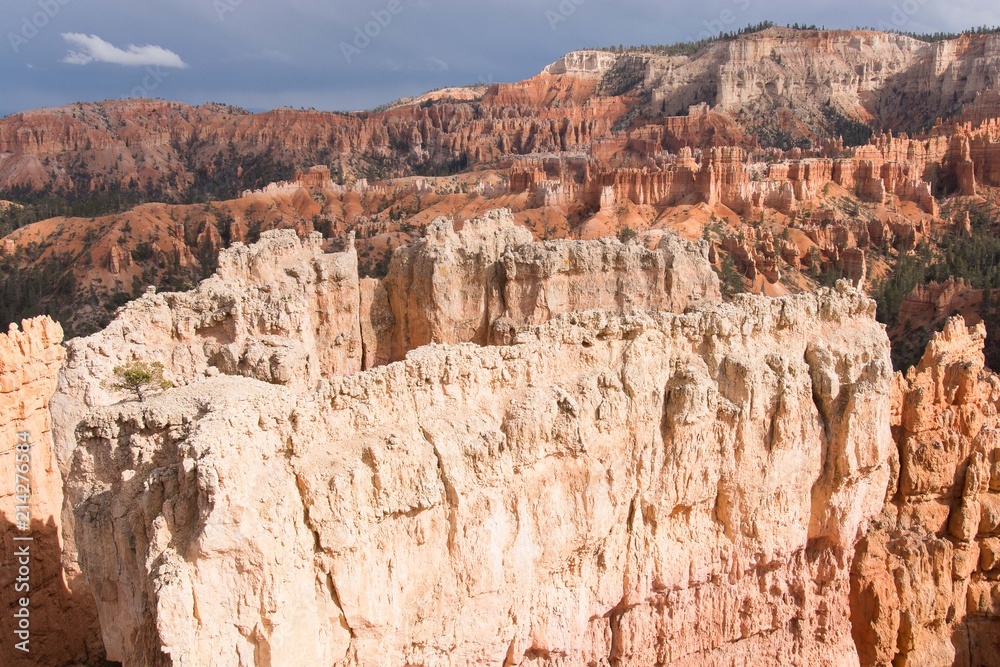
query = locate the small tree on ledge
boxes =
[107,361,173,401]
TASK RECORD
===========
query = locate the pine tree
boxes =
[106,361,173,401]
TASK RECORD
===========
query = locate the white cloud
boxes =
[60,33,188,68]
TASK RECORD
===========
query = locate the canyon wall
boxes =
[65,286,894,666]
[53,209,719,462]
[0,83,622,193]
[2,31,999,198]
[22,216,1000,666]
[646,30,1000,133]
[712,31,924,112]
[0,318,103,666]
[509,130,980,218]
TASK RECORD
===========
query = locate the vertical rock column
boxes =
[851,318,1000,666]
[0,317,104,666]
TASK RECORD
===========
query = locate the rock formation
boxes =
[51,230,363,474]
[383,210,535,359]
[53,210,719,462]
[3,207,994,666]
[851,318,1000,665]
[4,102,997,337]
[508,134,958,217]
[66,285,894,666]
[384,210,719,360]
[4,24,1000,667]
[0,318,103,666]
[48,211,721,643]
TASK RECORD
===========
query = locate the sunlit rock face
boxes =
[66,286,894,666]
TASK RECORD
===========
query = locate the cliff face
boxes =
[852,318,1000,666]
[644,29,1000,134]
[65,286,894,666]
[50,230,362,476]
[52,209,719,466]
[639,29,926,125]
[29,212,1000,666]
[384,210,719,361]
[542,50,620,77]
[0,318,102,666]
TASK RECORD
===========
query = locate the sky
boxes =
[1,0,998,117]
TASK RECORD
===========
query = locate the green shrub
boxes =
[106,361,173,401]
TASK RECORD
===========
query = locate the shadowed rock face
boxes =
[65,287,894,666]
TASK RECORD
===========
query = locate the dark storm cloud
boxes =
[1,0,997,116]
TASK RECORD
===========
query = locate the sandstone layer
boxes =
[66,285,894,666]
